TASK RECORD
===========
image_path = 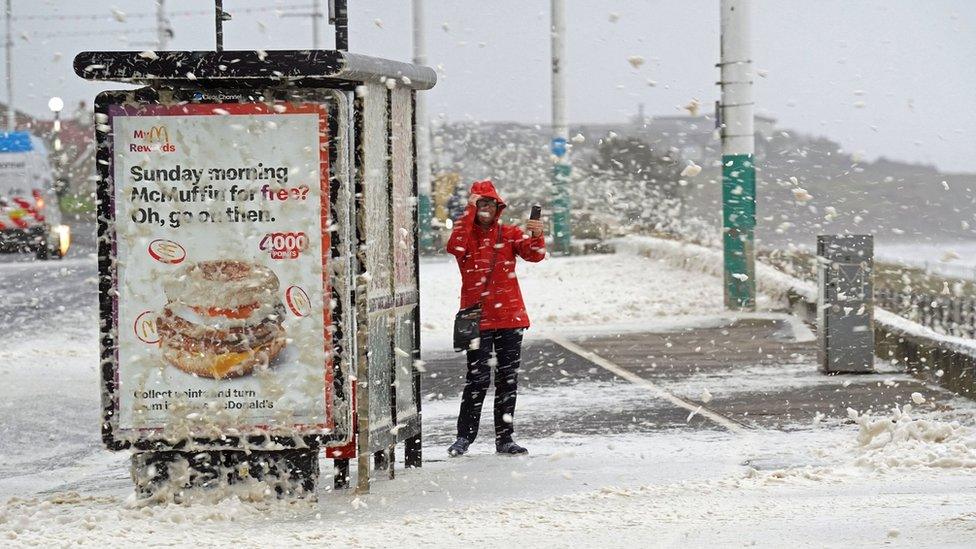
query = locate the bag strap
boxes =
[478,227,504,306]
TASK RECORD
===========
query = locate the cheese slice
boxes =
[210,350,253,378]
[168,302,277,330]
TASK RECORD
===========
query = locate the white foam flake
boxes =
[792,187,813,202]
[940,250,960,262]
[680,162,702,178]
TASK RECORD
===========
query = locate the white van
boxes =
[0,131,69,259]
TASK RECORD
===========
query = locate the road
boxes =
[0,220,97,338]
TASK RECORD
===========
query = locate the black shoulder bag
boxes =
[453,228,503,352]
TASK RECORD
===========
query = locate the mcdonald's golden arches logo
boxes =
[130,125,176,153]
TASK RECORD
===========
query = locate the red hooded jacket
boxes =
[447,180,546,330]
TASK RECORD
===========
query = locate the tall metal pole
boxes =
[311,0,321,49]
[331,0,348,51]
[413,0,434,252]
[550,0,571,255]
[719,0,756,310]
[5,0,13,131]
[51,108,65,198]
[214,1,224,52]
[156,0,170,50]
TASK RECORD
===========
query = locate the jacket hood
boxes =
[470,180,507,225]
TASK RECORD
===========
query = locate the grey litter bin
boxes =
[817,234,874,373]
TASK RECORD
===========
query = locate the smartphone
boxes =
[530,205,542,220]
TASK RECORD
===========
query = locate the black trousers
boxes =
[456,328,524,444]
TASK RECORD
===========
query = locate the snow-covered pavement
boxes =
[2,250,976,547]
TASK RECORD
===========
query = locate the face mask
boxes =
[477,211,494,223]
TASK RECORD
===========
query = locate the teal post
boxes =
[722,154,756,310]
[418,193,433,252]
[550,0,570,256]
[551,161,571,255]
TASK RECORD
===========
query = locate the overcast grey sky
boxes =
[15,0,976,172]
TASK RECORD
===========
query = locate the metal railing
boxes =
[874,288,976,339]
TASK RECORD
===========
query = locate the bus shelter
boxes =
[74,49,435,497]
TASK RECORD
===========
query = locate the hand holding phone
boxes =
[527,205,543,237]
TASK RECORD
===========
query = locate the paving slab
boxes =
[421,315,971,446]
[568,317,968,429]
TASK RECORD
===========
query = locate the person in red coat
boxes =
[446,179,546,456]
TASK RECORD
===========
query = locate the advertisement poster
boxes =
[109,101,331,437]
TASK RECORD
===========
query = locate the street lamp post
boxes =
[48,96,66,198]
[550,0,571,255]
[719,0,756,310]
[5,0,14,131]
[413,0,434,252]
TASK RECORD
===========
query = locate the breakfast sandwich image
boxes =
[155,260,287,379]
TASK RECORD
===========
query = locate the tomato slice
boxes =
[192,303,259,319]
